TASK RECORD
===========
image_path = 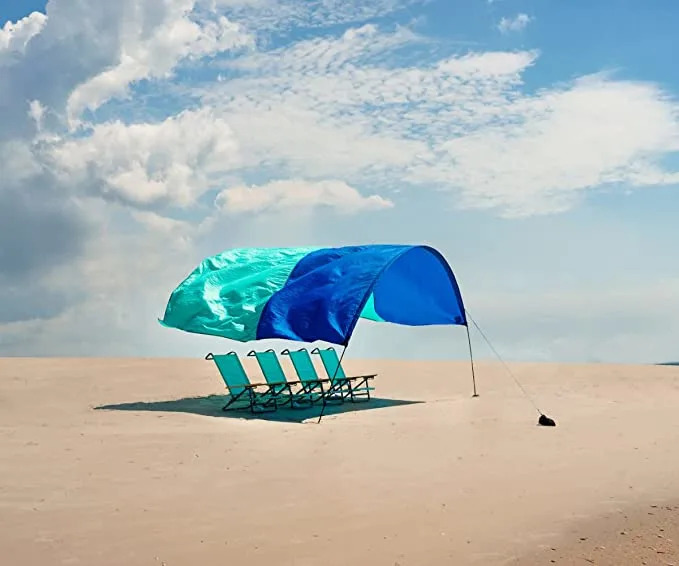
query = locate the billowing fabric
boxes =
[159,247,318,342]
[160,244,466,345]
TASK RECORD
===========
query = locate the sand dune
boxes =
[1,357,679,565]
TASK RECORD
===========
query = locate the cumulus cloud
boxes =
[0,1,248,326]
[0,140,89,323]
[497,13,533,34]
[0,11,47,53]
[49,107,241,207]
[215,179,394,214]
[65,4,252,123]
[0,2,415,336]
[0,171,87,284]
[0,1,251,139]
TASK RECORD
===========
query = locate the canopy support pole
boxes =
[317,344,348,424]
[466,323,479,398]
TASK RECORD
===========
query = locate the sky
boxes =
[1,0,679,363]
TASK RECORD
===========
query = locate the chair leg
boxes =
[346,377,374,403]
[253,387,279,413]
[323,380,348,404]
[277,384,294,407]
[222,388,253,412]
[291,383,315,408]
[350,378,369,403]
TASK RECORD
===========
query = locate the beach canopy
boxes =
[159,244,467,346]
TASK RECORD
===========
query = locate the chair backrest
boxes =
[313,347,347,381]
[282,349,319,382]
[249,350,288,384]
[209,352,250,395]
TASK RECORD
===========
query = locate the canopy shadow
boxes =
[95,395,423,423]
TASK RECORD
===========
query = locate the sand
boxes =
[1,356,679,565]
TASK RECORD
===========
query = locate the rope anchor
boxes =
[466,310,557,428]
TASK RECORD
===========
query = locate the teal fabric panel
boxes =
[359,293,385,322]
[160,247,318,342]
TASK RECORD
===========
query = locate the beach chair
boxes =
[246,349,300,407]
[280,348,332,404]
[311,347,376,403]
[205,352,277,413]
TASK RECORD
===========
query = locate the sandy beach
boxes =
[1,356,679,565]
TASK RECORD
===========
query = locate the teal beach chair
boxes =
[205,352,277,413]
[311,347,376,402]
[247,349,300,407]
[280,348,331,404]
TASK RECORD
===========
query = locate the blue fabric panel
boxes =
[257,245,409,344]
[372,246,467,326]
[256,244,466,344]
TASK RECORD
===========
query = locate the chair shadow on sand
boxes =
[95,396,423,423]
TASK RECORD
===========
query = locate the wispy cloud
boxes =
[497,13,533,34]
[214,0,425,33]
[201,25,679,216]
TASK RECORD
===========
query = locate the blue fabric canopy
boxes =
[160,244,467,345]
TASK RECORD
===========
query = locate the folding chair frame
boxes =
[311,347,377,403]
[206,352,278,414]
[247,349,301,408]
[280,348,330,405]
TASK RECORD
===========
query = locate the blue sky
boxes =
[1,0,678,363]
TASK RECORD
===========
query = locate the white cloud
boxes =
[203,27,679,216]
[411,75,679,216]
[214,0,423,32]
[205,31,538,185]
[0,11,47,53]
[49,107,241,207]
[215,179,394,213]
[226,23,417,73]
[27,100,46,133]
[66,1,252,123]
[131,209,193,235]
[497,13,533,34]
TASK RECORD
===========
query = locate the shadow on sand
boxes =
[95,396,423,423]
